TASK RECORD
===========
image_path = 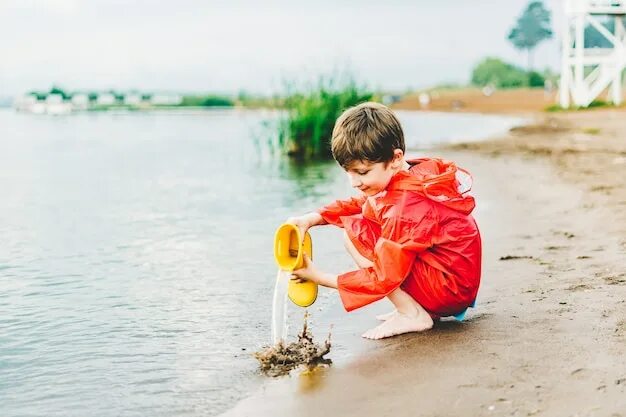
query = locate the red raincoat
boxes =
[318,158,481,317]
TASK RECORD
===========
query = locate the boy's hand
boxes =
[285,212,323,239]
[292,254,338,289]
[291,254,321,283]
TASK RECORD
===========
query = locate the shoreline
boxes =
[220,110,626,416]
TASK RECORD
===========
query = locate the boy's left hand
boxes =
[291,254,322,284]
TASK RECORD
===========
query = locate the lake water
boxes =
[0,108,520,417]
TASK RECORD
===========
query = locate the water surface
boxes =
[0,108,519,416]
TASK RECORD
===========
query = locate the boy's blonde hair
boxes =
[331,102,405,168]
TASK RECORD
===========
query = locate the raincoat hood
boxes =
[386,158,475,214]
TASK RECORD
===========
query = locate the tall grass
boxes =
[276,76,373,160]
[544,99,615,112]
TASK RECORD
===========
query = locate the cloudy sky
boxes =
[0,0,563,96]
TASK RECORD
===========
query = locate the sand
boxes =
[221,109,626,417]
[446,110,626,239]
[392,87,626,115]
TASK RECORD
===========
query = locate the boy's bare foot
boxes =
[362,312,433,340]
[375,309,397,321]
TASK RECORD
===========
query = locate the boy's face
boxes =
[344,150,404,197]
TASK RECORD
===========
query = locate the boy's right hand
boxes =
[285,212,322,239]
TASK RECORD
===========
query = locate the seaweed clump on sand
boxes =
[254,314,332,377]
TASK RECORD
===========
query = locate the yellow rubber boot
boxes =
[273,223,318,307]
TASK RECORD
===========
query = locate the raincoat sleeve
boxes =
[317,195,367,227]
[336,204,439,312]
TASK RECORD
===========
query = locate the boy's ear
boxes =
[391,149,404,168]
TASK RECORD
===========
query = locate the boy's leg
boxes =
[343,232,432,337]
[362,287,434,340]
[343,231,373,268]
[343,232,397,320]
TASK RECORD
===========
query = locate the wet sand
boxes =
[222,110,626,416]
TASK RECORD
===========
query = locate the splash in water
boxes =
[255,312,332,377]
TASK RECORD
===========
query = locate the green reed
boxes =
[276,76,373,160]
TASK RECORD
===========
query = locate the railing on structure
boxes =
[560,0,626,107]
[567,0,626,14]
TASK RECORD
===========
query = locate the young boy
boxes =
[288,102,481,340]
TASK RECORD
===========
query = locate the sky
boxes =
[0,0,564,97]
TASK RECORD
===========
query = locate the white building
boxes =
[150,94,183,106]
[46,94,71,115]
[124,93,142,106]
[14,94,49,114]
[97,93,116,106]
[71,94,90,110]
[13,95,38,112]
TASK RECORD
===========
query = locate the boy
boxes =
[288,102,481,340]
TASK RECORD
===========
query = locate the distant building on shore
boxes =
[14,95,45,114]
[45,94,72,115]
[150,94,183,106]
[96,93,116,106]
[124,93,142,106]
[13,88,184,114]
[71,94,89,110]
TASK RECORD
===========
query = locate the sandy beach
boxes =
[393,87,626,115]
[221,109,626,416]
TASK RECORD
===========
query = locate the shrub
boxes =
[527,71,546,87]
[472,57,545,88]
[471,58,528,88]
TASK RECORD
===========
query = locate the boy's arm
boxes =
[287,195,366,233]
[286,212,325,240]
[317,194,367,227]
[336,205,439,312]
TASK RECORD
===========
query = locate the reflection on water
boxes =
[297,366,329,393]
[0,108,518,417]
[271,158,338,198]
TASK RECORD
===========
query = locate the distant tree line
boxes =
[25,86,235,107]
